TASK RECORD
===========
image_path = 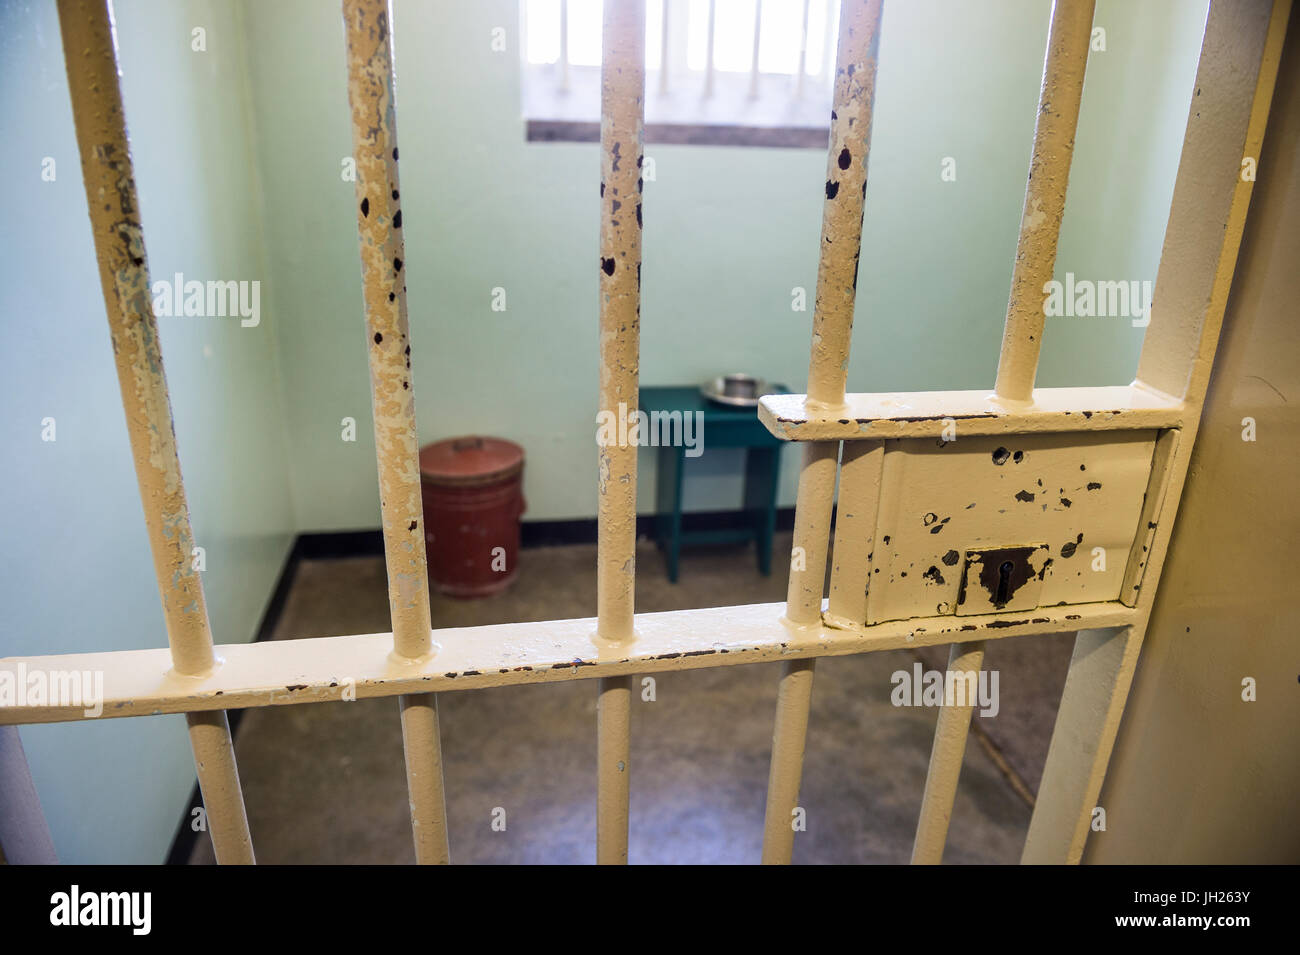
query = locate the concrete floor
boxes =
[191,533,1075,864]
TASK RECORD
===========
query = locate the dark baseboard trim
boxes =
[287,508,798,552]
[524,508,797,547]
[164,505,795,863]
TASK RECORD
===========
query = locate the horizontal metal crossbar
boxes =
[0,600,1138,725]
[758,384,1184,442]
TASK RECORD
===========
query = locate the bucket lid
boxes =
[419,436,524,486]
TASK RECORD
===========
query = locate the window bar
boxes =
[760,0,883,865]
[560,0,571,92]
[749,0,763,98]
[341,0,450,865]
[796,0,812,97]
[704,0,717,97]
[910,641,986,864]
[819,0,835,89]
[659,0,671,94]
[595,0,645,866]
[992,0,1095,403]
[55,0,256,865]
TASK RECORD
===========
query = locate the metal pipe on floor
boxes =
[993,0,1095,403]
[762,0,883,866]
[595,0,646,865]
[341,0,450,865]
[911,641,986,864]
[56,0,255,865]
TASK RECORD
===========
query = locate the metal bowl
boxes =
[701,374,771,407]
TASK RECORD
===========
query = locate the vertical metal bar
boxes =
[1135,0,1287,403]
[819,0,835,89]
[341,0,450,865]
[784,443,839,625]
[826,441,884,625]
[992,0,1094,403]
[342,2,431,665]
[796,0,811,97]
[659,0,671,94]
[1022,626,1134,863]
[911,641,986,864]
[185,711,255,862]
[805,0,883,408]
[749,0,763,98]
[760,657,815,864]
[596,0,645,866]
[761,0,883,866]
[704,0,716,96]
[55,0,255,866]
[560,0,571,92]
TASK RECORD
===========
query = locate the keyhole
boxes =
[994,560,1015,606]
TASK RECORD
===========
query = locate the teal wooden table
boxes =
[640,385,787,583]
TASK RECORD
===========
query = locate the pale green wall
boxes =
[0,0,293,862]
[241,0,1205,527]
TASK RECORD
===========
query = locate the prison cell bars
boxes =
[54,0,255,865]
[4,0,1287,867]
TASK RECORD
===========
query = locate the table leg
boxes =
[655,444,685,583]
[744,445,780,576]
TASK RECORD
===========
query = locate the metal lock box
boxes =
[858,431,1157,624]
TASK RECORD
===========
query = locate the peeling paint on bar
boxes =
[342,0,449,865]
[56,0,254,866]
[595,0,646,866]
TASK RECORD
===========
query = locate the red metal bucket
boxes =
[419,436,525,597]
